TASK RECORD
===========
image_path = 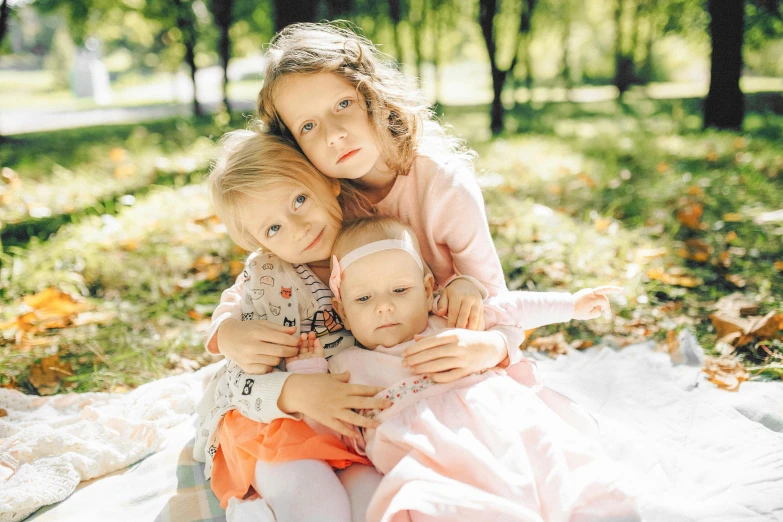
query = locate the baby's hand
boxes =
[286,332,325,365]
[437,279,485,330]
[573,286,623,320]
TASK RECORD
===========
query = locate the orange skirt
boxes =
[210,410,371,508]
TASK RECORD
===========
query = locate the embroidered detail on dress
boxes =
[360,375,434,420]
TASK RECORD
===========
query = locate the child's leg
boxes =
[336,464,384,522]
[252,459,351,522]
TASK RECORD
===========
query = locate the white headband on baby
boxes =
[329,239,424,301]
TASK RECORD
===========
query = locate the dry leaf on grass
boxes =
[702,355,750,391]
[28,355,73,395]
[646,268,703,288]
[527,333,569,357]
[676,202,706,230]
[714,293,759,316]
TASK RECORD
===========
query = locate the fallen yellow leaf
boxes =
[23,288,88,317]
[702,355,749,392]
[676,202,704,230]
[28,355,73,396]
[723,212,742,222]
[109,147,127,164]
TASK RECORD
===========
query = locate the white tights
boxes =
[226,460,383,522]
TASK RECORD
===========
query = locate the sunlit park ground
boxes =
[1,71,782,395]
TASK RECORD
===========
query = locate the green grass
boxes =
[1,95,782,393]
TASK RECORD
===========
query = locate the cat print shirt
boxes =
[194,251,357,477]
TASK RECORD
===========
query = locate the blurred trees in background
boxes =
[1,0,781,133]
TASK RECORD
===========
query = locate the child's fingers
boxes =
[447,298,462,328]
[466,303,482,330]
[455,302,472,329]
[437,292,449,316]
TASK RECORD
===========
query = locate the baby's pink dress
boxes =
[328,316,641,522]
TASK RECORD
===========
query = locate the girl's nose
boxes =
[376,300,395,315]
[326,122,347,147]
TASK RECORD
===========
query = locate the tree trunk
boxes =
[325,0,353,19]
[704,0,745,130]
[0,0,10,48]
[561,0,572,93]
[389,0,405,64]
[274,0,319,33]
[411,0,425,83]
[173,0,201,116]
[213,0,234,113]
[431,5,442,105]
[490,68,507,134]
[480,0,536,135]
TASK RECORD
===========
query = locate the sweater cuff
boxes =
[489,325,527,367]
[286,358,329,374]
[256,372,303,422]
[444,275,489,300]
[205,312,235,355]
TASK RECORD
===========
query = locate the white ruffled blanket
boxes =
[0,365,218,522]
[2,339,783,522]
[531,340,783,521]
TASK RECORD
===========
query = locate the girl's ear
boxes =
[333,298,351,331]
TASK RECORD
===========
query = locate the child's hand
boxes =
[217,318,300,374]
[278,372,392,438]
[437,279,485,330]
[286,332,325,365]
[402,329,506,383]
[572,286,623,320]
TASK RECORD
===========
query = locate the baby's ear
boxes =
[332,298,351,331]
[423,272,435,307]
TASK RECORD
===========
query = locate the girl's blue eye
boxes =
[356,296,370,302]
[338,99,351,110]
[302,122,314,133]
[294,194,307,208]
[267,224,281,237]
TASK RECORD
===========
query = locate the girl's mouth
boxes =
[337,149,360,164]
[377,323,400,329]
[304,228,325,251]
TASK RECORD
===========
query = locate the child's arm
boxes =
[483,286,623,330]
[206,253,300,373]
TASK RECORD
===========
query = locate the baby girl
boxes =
[282,216,640,522]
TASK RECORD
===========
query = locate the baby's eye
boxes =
[267,224,281,237]
[338,99,352,110]
[301,122,314,134]
[294,194,307,208]
[393,287,409,294]
[356,295,370,303]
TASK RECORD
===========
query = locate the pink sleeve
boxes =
[422,160,528,364]
[286,358,329,374]
[425,161,509,297]
[205,273,245,354]
[483,291,575,330]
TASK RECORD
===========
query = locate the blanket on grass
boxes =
[3,335,783,521]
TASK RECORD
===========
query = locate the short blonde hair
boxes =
[256,22,432,179]
[209,128,343,252]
